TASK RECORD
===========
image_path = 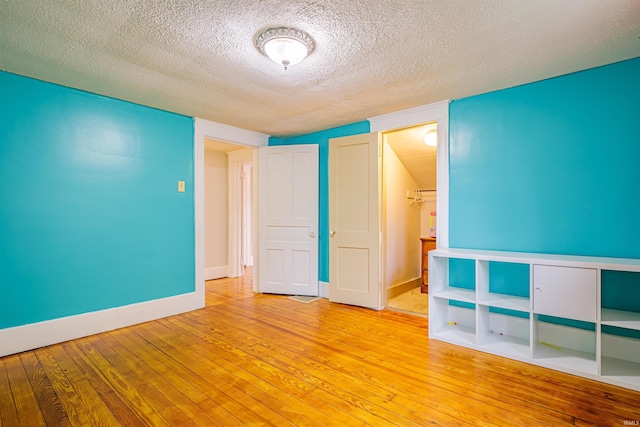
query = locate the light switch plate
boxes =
[178,180,185,192]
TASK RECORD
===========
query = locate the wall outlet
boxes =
[178,180,185,192]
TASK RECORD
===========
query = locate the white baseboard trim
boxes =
[205,265,228,280]
[320,281,330,298]
[387,277,421,299]
[0,292,204,357]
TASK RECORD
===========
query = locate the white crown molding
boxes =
[0,292,203,357]
[368,100,450,132]
[194,118,270,147]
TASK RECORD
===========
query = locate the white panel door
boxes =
[329,133,382,309]
[258,145,319,295]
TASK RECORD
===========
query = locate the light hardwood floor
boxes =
[2,272,639,426]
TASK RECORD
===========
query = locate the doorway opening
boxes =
[233,158,254,277]
[203,139,255,283]
[382,123,438,316]
[228,147,257,279]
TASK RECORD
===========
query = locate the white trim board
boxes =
[0,292,201,357]
[320,281,330,298]
[387,277,422,299]
[368,100,450,133]
[195,118,270,148]
[205,266,228,280]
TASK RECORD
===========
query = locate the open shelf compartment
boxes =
[430,256,476,303]
[478,305,531,358]
[601,309,640,331]
[477,260,531,312]
[600,326,640,386]
[429,296,476,346]
[533,314,597,375]
[601,269,640,331]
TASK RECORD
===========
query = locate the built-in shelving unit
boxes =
[428,248,640,391]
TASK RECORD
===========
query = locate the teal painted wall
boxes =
[269,122,370,282]
[448,259,475,290]
[449,57,640,259]
[448,58,640,324]
[0,71,195,329]
[601,270,640,313]
[489,261,529,298]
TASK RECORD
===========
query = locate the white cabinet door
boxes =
[533,265,597,322]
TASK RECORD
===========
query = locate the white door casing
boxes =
[329,133,382,309]
[258,145,319,296]
[368,100,450,249]
[241,162,253,267]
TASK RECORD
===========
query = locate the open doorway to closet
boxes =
[383,123,437,317]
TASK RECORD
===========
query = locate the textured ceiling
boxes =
[1,0,639,137]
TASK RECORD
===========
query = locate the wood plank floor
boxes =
[2,272,640,426]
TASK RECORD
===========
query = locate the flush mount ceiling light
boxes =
[423,129,438,147]
[255,27,315,70]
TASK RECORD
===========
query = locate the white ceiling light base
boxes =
[255,27,315,70]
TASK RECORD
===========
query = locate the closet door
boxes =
[329,133,382,309]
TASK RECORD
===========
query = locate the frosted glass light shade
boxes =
[424,129,438,147]
[255,27,315,70]
[264,38,308,69]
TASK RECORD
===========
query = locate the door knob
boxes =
[309,232,315,238]
[329,229,336,237]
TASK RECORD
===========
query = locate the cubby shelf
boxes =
[434,323,476,344]
[601,330,640,384]
[432,287,475,303]
[533,344,598,375]
[601,357,640,387]
[477,294,529,311]
[428,248,640,392]
[480,333,530,358]
[601,308,640,330]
